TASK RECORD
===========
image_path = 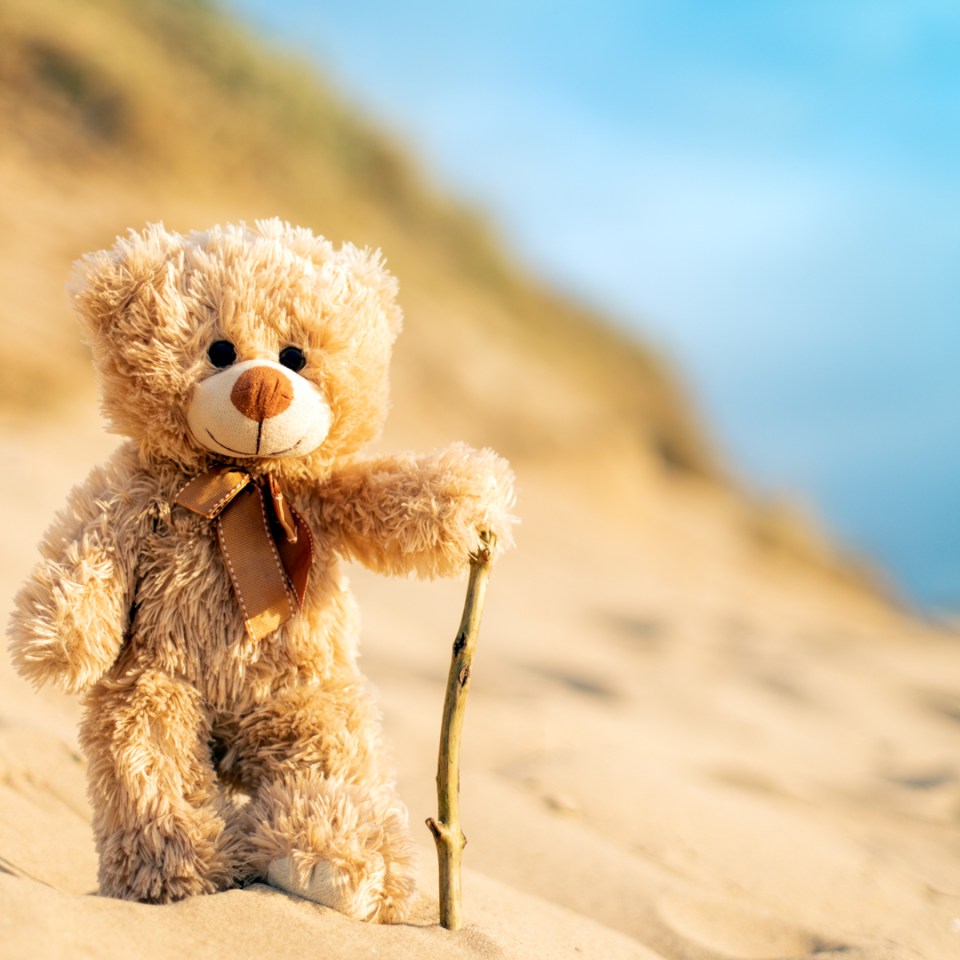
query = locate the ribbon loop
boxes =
[176,468,251,519]
[176,466,314,640]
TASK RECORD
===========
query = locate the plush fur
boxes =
[7,220,515,920]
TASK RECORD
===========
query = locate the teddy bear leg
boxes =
[80,668,241,903]
[227,683,417,922]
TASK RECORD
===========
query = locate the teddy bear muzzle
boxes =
[186,358,332,459]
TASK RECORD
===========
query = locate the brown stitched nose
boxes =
[230,366,294,421]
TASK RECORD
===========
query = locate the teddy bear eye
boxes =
[207,340,236,368]
[278,346,307,372]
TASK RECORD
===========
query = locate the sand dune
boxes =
[2,409,958,960]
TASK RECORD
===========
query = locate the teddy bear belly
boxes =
[123,542,353,712]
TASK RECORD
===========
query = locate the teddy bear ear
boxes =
[68,222,184,335]
[335,242,404,339]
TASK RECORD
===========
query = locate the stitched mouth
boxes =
[205,428,304,458]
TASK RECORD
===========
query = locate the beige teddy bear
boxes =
[7,220,515,921]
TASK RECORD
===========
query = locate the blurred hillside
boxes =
[0,0,709,470]
[0,0,883,598]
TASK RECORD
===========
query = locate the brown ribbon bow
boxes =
[175,466,314,640]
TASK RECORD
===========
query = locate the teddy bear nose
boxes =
[230,365,294,421]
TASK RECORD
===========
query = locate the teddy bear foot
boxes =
[267,854,387,921]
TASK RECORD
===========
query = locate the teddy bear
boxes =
[7,220,515,922]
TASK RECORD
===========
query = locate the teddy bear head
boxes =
[70,220,403,478]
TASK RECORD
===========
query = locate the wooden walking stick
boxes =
[426,530,496,931]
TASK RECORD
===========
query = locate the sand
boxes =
[1,407,958,960]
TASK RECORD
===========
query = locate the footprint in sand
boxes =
[656,893,850,959]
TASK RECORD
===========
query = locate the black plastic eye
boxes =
[208,340,237,368]
[278,346,307,372]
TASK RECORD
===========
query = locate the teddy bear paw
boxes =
[267,853,388,921]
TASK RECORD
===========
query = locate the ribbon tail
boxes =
[276,504,314,610]
[217,484,297,641]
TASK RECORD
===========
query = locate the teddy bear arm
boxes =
[8,460,150,693]
[319,443,516,578]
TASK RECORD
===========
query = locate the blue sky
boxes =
[227,0,960,612]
